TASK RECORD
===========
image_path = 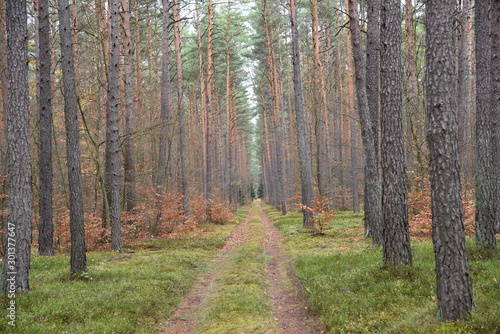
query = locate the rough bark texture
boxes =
[288,0,315,227]
[347,0,383,245]
[37,0,54,256]
[475,0,497,249]
[404,0,417,168]
[425,0,474,321]
[366,0,380,167]
[270,24,287,216]
[57,0,87,272]
[380,0,412,266]
[122,0,136,213]
[158,0,173,197]
[173,0,189,216]
[0,0,32,293]
[457,0,470,151]
[492,0,500,233]
[106,0,122,252]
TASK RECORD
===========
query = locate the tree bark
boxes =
[380,0,412,266]
[347,0,383,244]
[425,0,474,321]
[288,0,315,227]
[224,0,231,206]
[195,0,208,201]
[475,0,497,248]
[205,0,214,210]
[37,0,54,256]
[491,0,500,233]
[0,0,32,293]
[122,0,136,213]
[457,0,470,153]
[366,0,380,168]
[105,0,122,252]
[158,0,174,197]
[57,0,87,272]
[344,6,360,214]
[404,0,418,169]
[173,0,189,216]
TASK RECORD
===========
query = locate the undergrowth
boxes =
[0,205,252,334]
[263,204,500,334]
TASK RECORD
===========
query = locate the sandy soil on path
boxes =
[159,207,254,334]
[160,203,324,333]
[260,205,325,334]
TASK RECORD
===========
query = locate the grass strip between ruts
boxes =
[195,204,276,333]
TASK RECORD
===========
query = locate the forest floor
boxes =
[0,202,499,333]
[160,200,324,333]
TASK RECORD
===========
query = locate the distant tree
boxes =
[425,0,474,321]
[158,0,173,198]
[173,0,189,216]
[288,0,315,227]
[0,0,32,293]
[57,0,86,273]
[205,0,214,214]
[380,0,412,266]
[475,0,497,249]
[37,0,54,256]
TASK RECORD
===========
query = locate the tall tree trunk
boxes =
[223,0,231,207]
[366,0,380,169]
[37,0,54,256]
[347,0,383,244]
[270,17,287,215]
[475,0,497,248]
[57,0,87,272]
[122,0,136,213]
[205,0,214,210]
[380,0,412,266]
[196,0,208,201]
[404,0,417,169]
[0,0,32,293]
[426,0,474,321]
[173,0,189,216]
[105,0,122,252]
[288,0,315,227]
[311,0,327,203]
[158,0,174,197]
[334,6,345,208]
[344,5,360,213]
[457,0,470,154]
[492,0,500,233]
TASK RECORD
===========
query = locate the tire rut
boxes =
[260,205,325,334]
[159,207,254,334]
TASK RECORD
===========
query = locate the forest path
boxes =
[260,204,325,334]
[160,201,323,333]
[159,206,254,334]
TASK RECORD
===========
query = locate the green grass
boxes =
[196,205,276,333]
[0,205,252,334]
[264,204,500,334]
